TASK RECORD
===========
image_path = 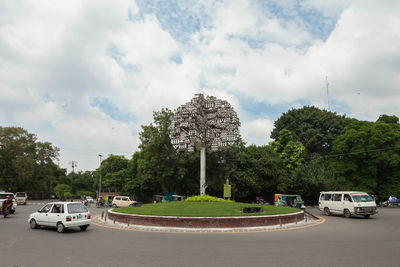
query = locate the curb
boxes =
[92,214,325,234]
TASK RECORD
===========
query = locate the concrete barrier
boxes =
[106,210,304,228]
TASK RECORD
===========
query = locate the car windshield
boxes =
[16,193,26,197]
[0,194,15,199]
[351,194,374,202]
[67,203,88,213]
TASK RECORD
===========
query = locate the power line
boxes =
[320,146,400,159]
[219,146,400,163]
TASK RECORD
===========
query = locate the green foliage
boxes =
[54,184,72,200]
[278,156,337,204]
[4,107,400,204]
[0,126,62,195]
[99,155,129,191]
[271,106,346,155]
[329,118,400,198]
[271,129,305,170]
[71,171,96,196]
[185,194,233,202]
[377,114,399,124]
[114,201,299,217]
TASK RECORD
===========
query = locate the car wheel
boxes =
[57,222,66,233]
[80,225,88,231]
[112,204,117,208]
[30,219,38,229]
[363,215,370,219]
[324,207,331,216]
[344,209,351,218]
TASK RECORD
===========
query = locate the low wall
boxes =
[106,210,304,228]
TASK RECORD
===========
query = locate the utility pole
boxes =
[326,76,331,112]
[70,161,77,182]
[98,154,103,200]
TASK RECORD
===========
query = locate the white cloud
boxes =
[241,117,275,146]
[0,0,399,171]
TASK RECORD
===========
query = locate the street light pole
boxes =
[98,154,103,200]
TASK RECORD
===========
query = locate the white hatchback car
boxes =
[111,196,139,208]
[28,202,91,233]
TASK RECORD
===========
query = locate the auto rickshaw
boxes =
[274,194,305,209]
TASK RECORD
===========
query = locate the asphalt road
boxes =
[1,202,399,267]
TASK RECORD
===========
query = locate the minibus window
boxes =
[324,194,332,201]
[320,194,325,200]
[333,194,342,201]
[344,194,352,202]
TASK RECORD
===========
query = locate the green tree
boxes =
[329,118,400,198]
[136,109,186,195]
[71,171,96,197]
[271,106,346,155]
[99,155,129,192]
[279,156,337,204]
[377,114,399,124]
[54,184,72,200]
[0,126,60,193]
[270,129,306,170]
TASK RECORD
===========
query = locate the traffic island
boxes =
[93,209,323,233]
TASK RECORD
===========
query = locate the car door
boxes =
[36,204,53,226]
[121,197,129,207]
[47,204,64,227]
[343,194,354,213]
[331,193,342,213]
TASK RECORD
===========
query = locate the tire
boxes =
[57,222,66,233]
[363,215,370,219]
[30,219,38,229]
[80,225,88,231]
[112,204,117,208]
[344,209,351,218]
[324,207,331,216]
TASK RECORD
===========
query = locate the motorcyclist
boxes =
[1,195,13,214]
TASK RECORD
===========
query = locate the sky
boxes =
[1,0,399,172]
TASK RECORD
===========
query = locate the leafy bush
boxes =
[54,184,72,200]
[185,195,234,202]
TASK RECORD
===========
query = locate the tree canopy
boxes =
[2,108,399,204]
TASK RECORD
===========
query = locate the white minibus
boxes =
[319,191,377,218]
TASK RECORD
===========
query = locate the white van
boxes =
[319,191,377,218]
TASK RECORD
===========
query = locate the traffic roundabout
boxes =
[93,209,323,233]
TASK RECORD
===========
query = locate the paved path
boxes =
[1,202,399,267]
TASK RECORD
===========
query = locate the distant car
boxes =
[28,202,91,233]
[15,192,28,205]
[111,196,139,208]
[0,192,17,213]
[86,196,94,203]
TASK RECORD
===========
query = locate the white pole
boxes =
[200,145,206,196]
[98,154,103,200]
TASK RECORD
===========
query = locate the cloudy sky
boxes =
[1,0,399,172]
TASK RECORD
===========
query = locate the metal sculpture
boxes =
[170,93,241,195]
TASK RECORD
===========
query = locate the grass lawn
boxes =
[113,201,299,217]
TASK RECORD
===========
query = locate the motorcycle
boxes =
[0,204,12,218]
